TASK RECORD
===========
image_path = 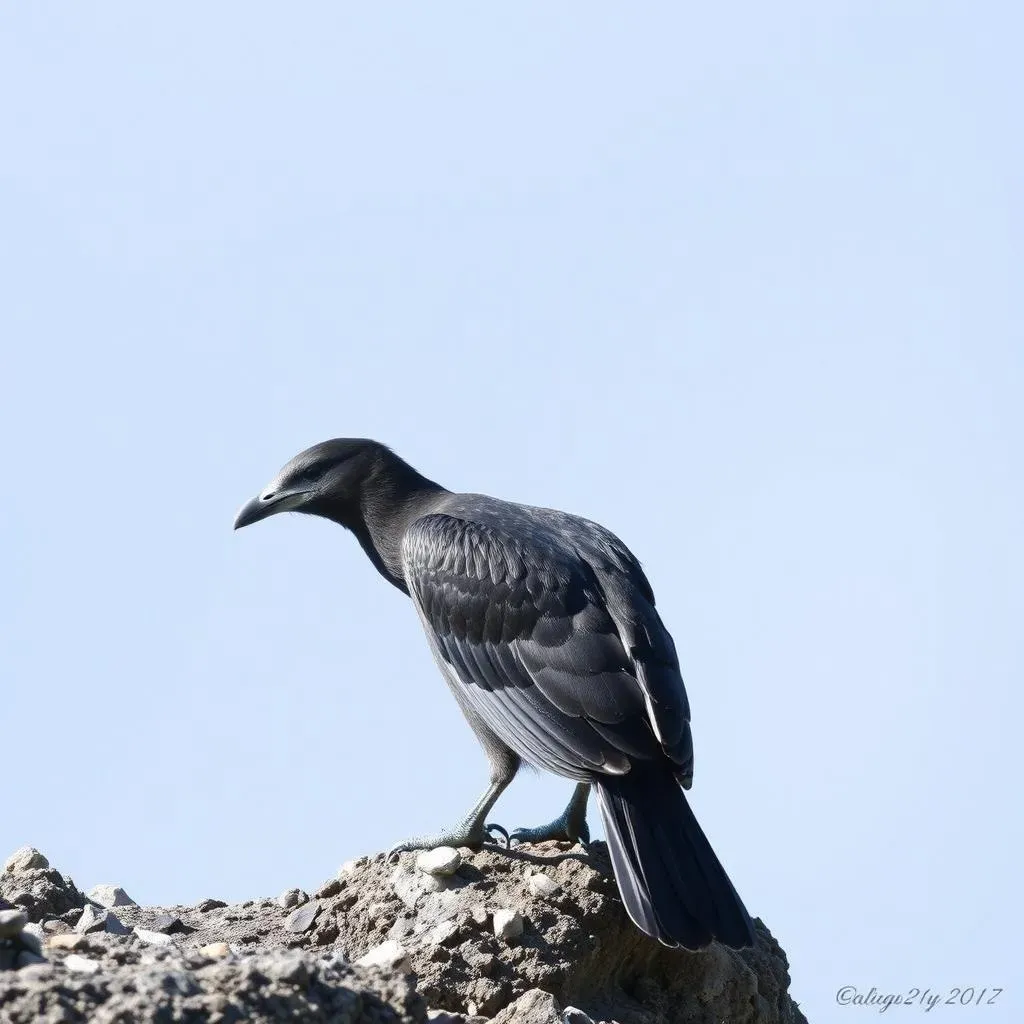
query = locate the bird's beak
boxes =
[233,489,311,530]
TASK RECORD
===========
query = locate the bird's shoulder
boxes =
[402,493,653,599]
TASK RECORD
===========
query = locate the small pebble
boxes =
[47,933,87,951]
[64,954,102,974]
[199,941,232,960]
[356,939,411,973]
[277,888,308,910]
[0,909,28,938]
[3,847,49,874]
[416,847,462,877]
[134,928,174,947]
[285,900,320,934]
[194,897,227,913]
[338,857,367,876]
[86,884,136,908]
[528,872,560,898]
[427,919,461,947]
[492,909,524,942]
[150,913,187,934]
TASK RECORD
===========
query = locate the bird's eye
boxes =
[299,465,323,484]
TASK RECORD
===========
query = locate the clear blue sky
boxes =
[2,4,1020,1021]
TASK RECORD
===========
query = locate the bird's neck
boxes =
[334,458,447,593]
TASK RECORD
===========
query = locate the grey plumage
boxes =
[234,439,754,950]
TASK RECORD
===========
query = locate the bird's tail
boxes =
[594,764,755,950]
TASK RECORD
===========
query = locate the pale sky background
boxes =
[2,4,1021,1021]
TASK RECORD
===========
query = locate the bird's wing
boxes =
[401,512,692,780]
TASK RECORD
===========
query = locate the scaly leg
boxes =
[509,782,591,847]
[388,735,520,857]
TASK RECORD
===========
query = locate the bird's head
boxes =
[233,438,390,531]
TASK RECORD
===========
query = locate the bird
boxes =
[233,438,755,950]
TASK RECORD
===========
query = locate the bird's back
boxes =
[417,491,694,782]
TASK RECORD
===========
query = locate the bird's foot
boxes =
[509,811,590,849]
[387,820,509,861]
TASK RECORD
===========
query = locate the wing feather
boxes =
[402,512,690,781]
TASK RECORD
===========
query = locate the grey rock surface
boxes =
[0,843,807,1024]
[0,857,86,922]
[3,847,49,874]
[87,883,137,908]
[0,910,28,938]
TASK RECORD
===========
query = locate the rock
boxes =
[86,884,136,908]
[3,848,49,874]
[64,954,102,974]
[103,912,131,936]
[151,913,189,934]
[15,928,43,955]
[15,951,47,968]
[199,941,232,959]
[315,878,343,899]
[134,927,174,947]
[0,865,86,923]
[0,909,28,937]
[492,909,524,942]
[74,905,108,934]
[425,918,461,947]
[492,989,563,1024]
[416,847,462,877]
[46,933,86,951]
[277,888,308,910]
[563,1008,595,1024]
[527,873,560,898]
[339,857,367,875]
[262,950,312,986]
[357,939,412,973]
[285,900,320,933]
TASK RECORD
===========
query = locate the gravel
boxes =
[0,842,806,1024]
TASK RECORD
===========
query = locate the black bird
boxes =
[234,439,754,950]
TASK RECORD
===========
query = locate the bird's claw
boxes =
[509,819,590,849]
[385,820,510,862]
[484,822,510,849]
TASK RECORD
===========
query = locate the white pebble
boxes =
[134,928,174,947]
[65,954,102,974]
[356,939,412,973]
[492,909,524,941]
[415,846,462,877]
[199,942,232,959]
[528,872,560,898]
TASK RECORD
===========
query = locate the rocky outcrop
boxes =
[0,843,806,1024]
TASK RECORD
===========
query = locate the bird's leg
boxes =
[509,782,591,848]
[387,747,519,858]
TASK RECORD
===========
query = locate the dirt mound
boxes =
[0,843,806,1024]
